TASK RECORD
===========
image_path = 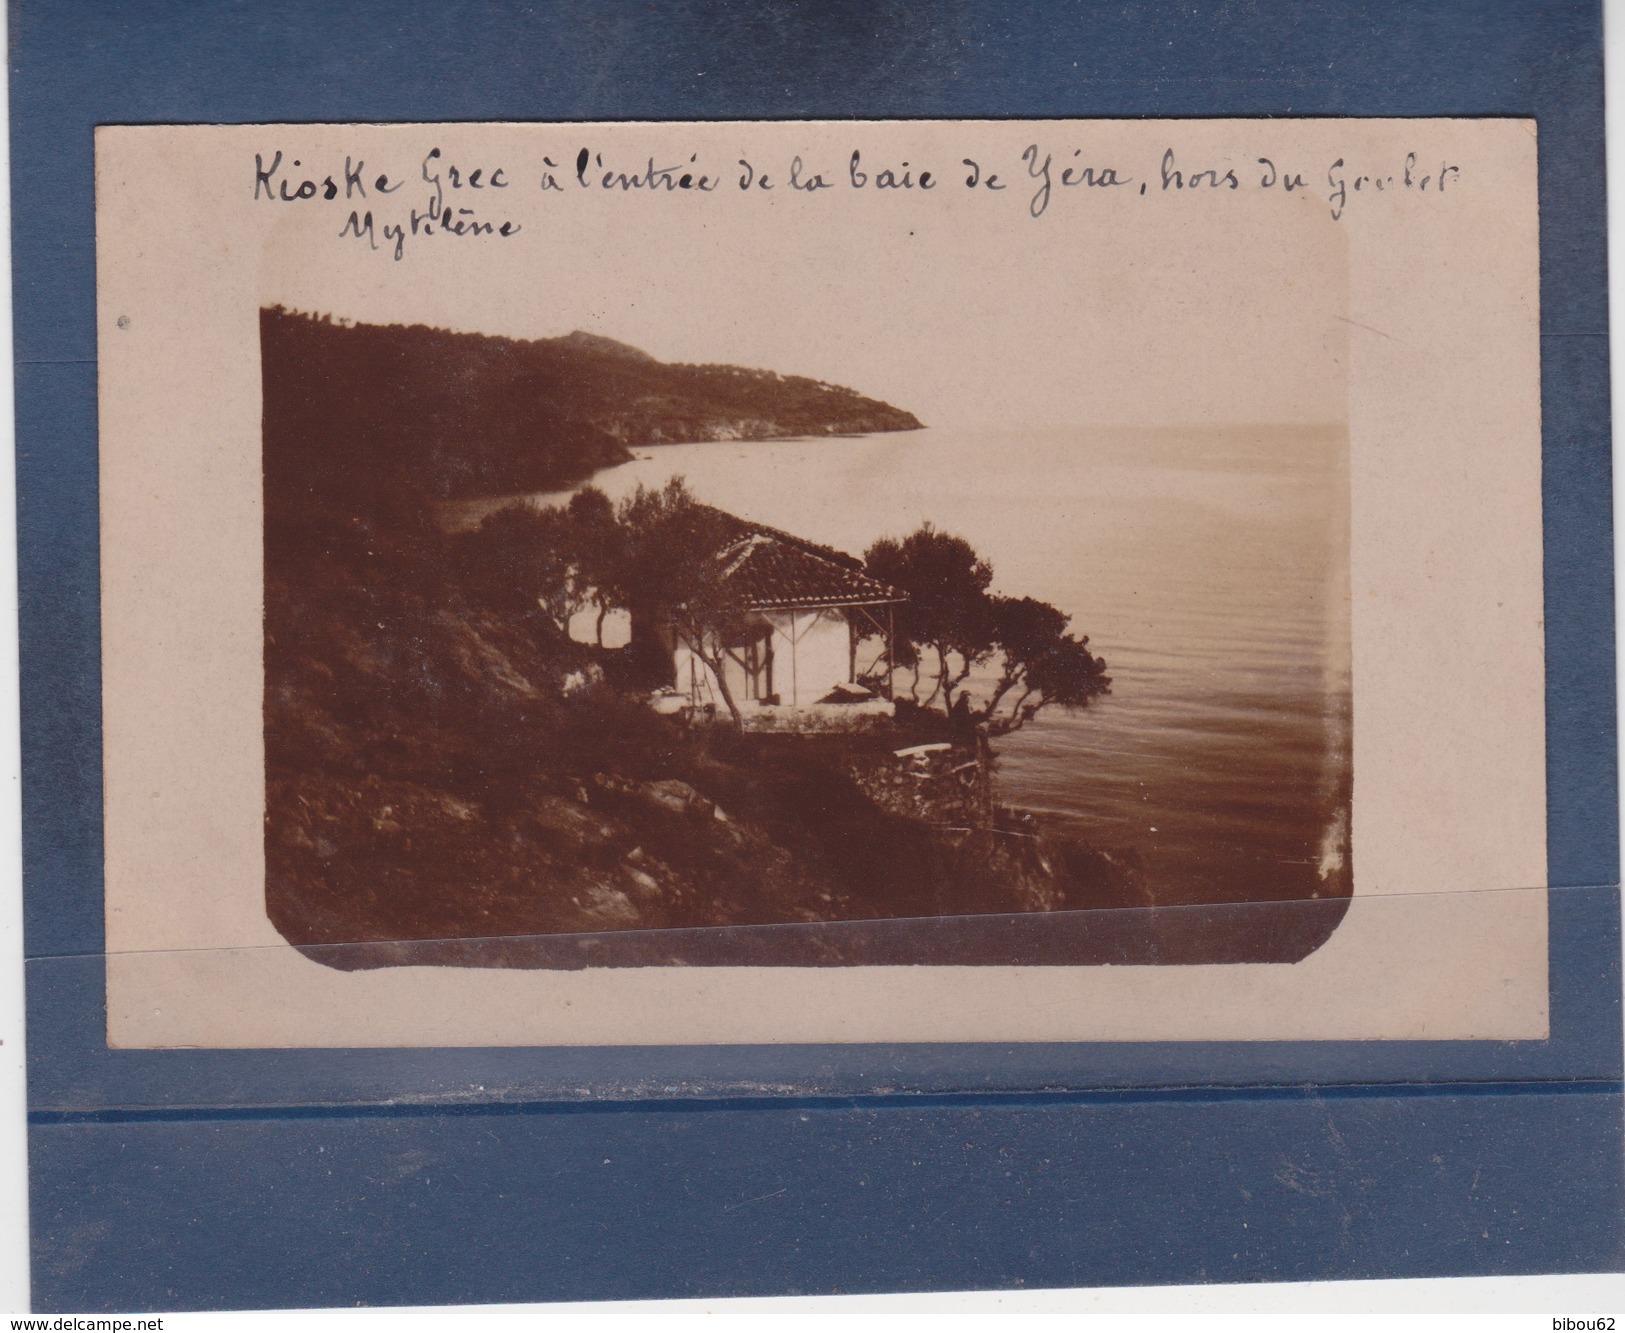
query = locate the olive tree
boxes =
[864,524,1109,737]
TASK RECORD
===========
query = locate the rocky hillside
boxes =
[264,530,1144,968]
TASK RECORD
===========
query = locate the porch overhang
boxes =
[736,594,906,614]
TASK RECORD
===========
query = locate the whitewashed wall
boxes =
[769,609,850,705]
[671,608,854,708]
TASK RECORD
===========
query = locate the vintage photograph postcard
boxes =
[95,119,1545,1046]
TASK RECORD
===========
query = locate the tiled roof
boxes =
[698,506,865,571]
[715,531,905,610]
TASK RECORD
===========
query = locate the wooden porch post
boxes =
[789,609,799,706]
[886,605,895,701]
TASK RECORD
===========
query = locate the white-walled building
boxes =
[659,519,906,725]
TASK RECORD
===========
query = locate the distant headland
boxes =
[260,306,923,503]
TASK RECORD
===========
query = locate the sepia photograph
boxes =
[16,0,1612,1311]
[262,298,1350,971]
[95,119,1544,1044]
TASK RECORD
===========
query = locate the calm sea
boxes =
[447,424,1352,909]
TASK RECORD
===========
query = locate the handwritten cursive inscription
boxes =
[247,141,1466,263]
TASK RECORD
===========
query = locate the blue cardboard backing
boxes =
[13,0,1622,1309]
[28,1088,1625,1309]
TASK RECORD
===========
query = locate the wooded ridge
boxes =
[261,306,923,503]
